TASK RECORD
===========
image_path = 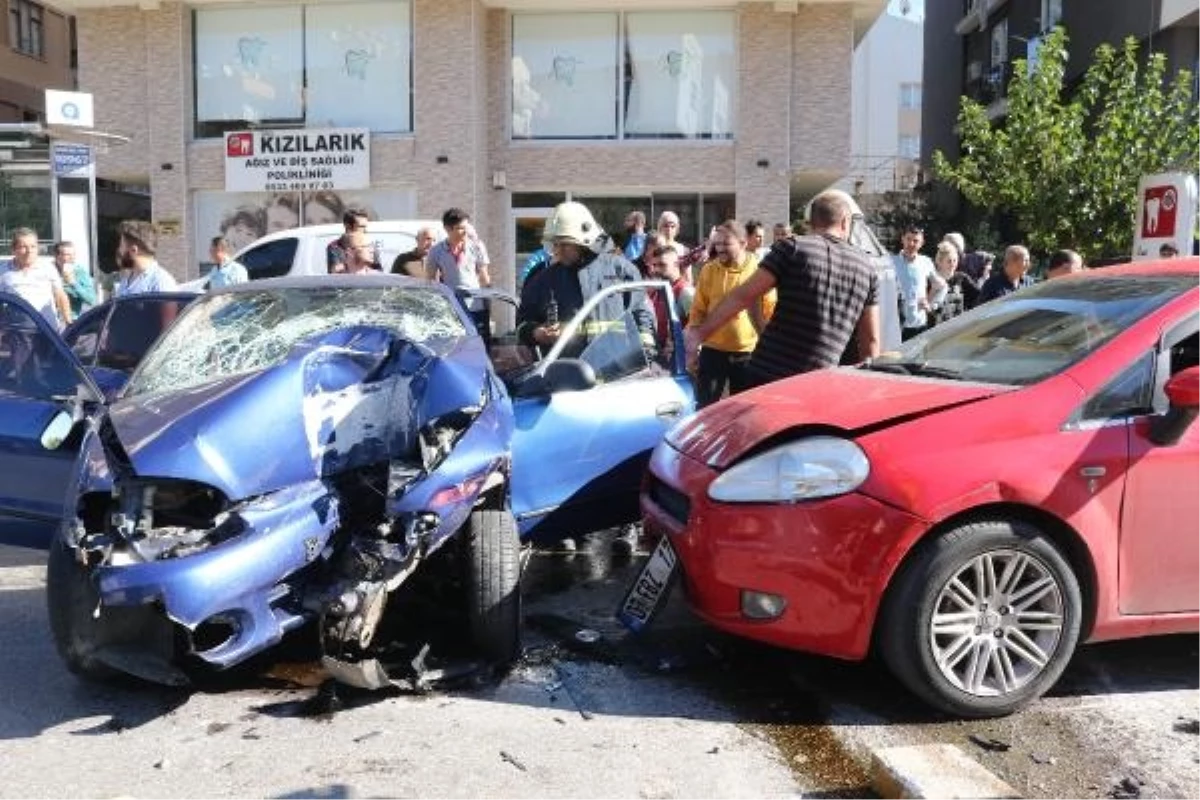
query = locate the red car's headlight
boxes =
[707,436,869,504]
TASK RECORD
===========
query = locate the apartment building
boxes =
[923,0,1198,173]
[843,4,923,198]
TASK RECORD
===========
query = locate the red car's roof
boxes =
[1082,256,1199,277]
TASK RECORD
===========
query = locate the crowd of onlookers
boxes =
[1,201,1188,347]
[0,220,179,331]
[885,225,1157,342]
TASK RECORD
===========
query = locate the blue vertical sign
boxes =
[52,143,94,177]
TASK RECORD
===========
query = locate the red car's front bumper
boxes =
[641,442,928,661]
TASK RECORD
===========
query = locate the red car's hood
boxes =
[668,368,1011,468]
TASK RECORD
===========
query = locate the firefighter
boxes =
[516,201,656,362]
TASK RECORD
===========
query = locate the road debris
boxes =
[1173,717,1199,735]
[500,750,528,772]
[968,734,1012,752]
[575,629,601,644]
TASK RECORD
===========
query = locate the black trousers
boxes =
[696,347,753,408]
[469,308,491,344]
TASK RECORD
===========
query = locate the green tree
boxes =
[933,27,1198,261]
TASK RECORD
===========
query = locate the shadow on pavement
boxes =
[0,586,188,741]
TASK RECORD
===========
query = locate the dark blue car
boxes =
[0,290,197,547]
[0,274,693,687]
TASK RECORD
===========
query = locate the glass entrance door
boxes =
[511,207,555,291]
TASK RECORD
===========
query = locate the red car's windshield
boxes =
[871,274,1196,386]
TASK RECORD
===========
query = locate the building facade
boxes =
[1,0,74,123]
[842,4,922,198]
[923,0,1199,175]
[49,0,884,288]
[0,1,76,248]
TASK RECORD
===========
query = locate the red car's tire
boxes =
[879,519,1083,718]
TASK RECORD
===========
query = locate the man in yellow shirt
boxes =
[687,220,776,408]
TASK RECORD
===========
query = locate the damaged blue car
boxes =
[0,274,693,687]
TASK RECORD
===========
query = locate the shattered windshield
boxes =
[125,286,468,397]
[867,274,1195,386]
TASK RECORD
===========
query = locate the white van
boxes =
[189,220,444,288]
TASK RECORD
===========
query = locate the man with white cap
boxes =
[517,200,657,557]
[517,200,655,359]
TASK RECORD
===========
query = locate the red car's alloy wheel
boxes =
[928,548,1066,697]
[880,519,1082,718]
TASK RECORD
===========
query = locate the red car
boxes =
[636,258,1199,717]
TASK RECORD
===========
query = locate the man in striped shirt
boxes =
[683,190,880,389]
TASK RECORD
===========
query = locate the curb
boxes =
[870,743,1021,798]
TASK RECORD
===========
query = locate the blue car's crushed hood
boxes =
[105,325,498,502]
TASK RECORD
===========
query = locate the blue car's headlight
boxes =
[707,436,869,503]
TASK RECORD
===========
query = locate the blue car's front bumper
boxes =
[95,478,340,668]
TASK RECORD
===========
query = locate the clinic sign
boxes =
[45,89,95,128]
[1132,172,1197,260]
[224,127,370,192]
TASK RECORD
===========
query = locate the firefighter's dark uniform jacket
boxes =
[516,250,656,360]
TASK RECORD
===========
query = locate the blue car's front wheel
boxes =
[47,538,188,686]
[463,508,521,666]
[47,538,122,681]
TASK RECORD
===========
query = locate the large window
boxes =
[512,11,735,141]
[9,0,44,58]
[897,134,920,161]
[1040,0,1062,32]
[194,2,412,138]
[990,19,1008,69]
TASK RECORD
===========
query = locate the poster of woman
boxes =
[194,188,418,271]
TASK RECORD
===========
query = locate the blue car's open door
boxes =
[0,291,102,547]
[495,281,694,542]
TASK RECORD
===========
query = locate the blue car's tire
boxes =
[46,538,120,681]
[463,508,521,665]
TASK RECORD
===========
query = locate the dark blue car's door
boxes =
[505,282,694,541]
[0,292,102,547]
[63,292,196,400]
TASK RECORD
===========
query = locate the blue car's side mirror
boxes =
[543,359,597,394]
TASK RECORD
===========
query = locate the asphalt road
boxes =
[1,535,1196,798]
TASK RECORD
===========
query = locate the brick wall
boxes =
[78,5,190,274]
[792,4,853,175]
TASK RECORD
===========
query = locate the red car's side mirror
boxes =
[1164,366,1200,409]
[1151,366,1200,446]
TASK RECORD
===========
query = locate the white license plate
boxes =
[617,535,679,633]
